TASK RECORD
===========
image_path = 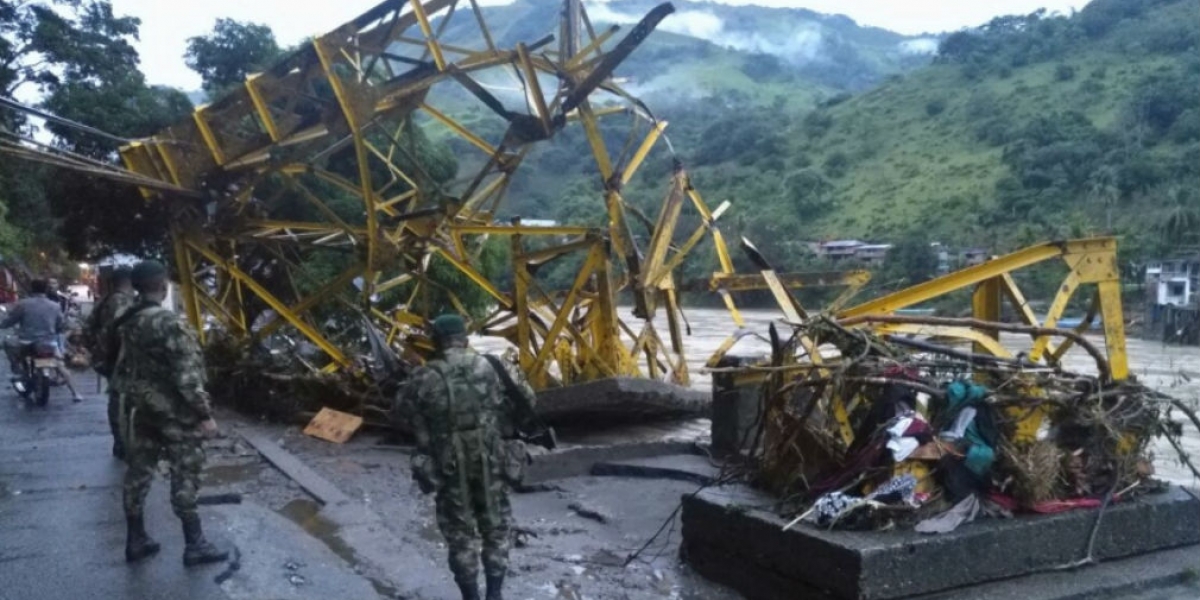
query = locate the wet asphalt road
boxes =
[0,376,230,600]
[0,371,379,600]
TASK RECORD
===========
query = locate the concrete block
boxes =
[711,355,766,458]
[591,453,722,485]
[681,485,1200,600]
[537,377,709,424]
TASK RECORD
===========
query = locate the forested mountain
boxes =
[479,0,1199,290]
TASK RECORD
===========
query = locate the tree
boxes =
[185,19,282,97]
[0,1,158,259]
[0,1,141,99]
[884,236,939,286]
[783,168,833,213]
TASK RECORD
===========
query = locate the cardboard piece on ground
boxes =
[303,408,363,444]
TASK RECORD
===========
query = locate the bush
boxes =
[925,98,947,117]
[819,92,852,108]
[1170,109,1200,143]
[824,152,852,178]
[783,168,834,213]
[975,117,1013,146]
[802,111,834,138]
[1055,64,1077,81]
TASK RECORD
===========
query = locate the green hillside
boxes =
[676,0,1200,268]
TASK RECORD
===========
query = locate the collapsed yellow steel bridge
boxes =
[1,0,1132,406]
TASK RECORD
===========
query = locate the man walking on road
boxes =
[111,260,228,566]
[398,314,538,600]
[86,266,136,458]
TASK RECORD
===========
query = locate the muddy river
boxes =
[476,306,1200,487]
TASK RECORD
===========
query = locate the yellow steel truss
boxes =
[118,0,731,391]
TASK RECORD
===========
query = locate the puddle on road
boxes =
[276,498,399,599]
[203,462,263,486]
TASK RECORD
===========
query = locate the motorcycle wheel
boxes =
[35,372,50,407]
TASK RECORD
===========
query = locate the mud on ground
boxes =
[205,409,740,600]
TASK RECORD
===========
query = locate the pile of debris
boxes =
[745,315,1200,534]
[203,331,397,425]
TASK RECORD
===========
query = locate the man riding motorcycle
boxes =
[1,278,84,402]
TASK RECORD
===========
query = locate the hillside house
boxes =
[1146,257,1200,307]
[963,248,989,266]
[856,244,894,264]
[815,240,866,260]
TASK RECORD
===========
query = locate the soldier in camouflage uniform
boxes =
[111,260,228,566]
[85,266,136,458]
[398,314,537,600]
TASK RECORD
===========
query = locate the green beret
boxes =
[431,314,467,339]
[131,260,168,287]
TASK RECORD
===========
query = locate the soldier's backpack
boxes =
[95,303,153,378]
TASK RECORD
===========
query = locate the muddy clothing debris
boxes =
[399,346,536,595]
[112,300,214,522]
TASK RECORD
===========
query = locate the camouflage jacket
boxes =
[110,301,213,426]
[87,290,136,335]
[86,289,135,356]
[399,347,536,464]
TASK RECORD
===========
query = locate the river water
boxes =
[475,307,1200,487]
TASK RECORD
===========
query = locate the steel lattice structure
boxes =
[118,0,743,389]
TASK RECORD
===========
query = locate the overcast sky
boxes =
[111,0,1086,91]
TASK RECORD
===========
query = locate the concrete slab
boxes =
[525,441,697,483]
[681,484,1200,600]
[537,377,710,423]
[914,543,1200,600]
[241,430,351,507]
[591,453,722,485]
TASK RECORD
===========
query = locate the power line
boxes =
[0,96,135,145]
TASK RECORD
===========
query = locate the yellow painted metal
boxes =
[100,0,750,394]
[1029,269,1081,362]
[191,108,227,165]
[171,227,204,345]
[842,241,1076,318]
[409,0,447,71]
[1098,280,1128,380]
[312,36,378,301]
[515,43,551,135]
[870,323,1013,358]
[620,121,667,186]
[420,103,496,155]
[187,239,350,367]
[244,74,281,142]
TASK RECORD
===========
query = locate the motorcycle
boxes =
[8,339,61,407]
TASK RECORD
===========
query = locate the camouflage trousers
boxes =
[107,389,123,449]
[434,469,513,587]
[122,414,205,520]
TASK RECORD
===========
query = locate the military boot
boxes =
[456,579,481,600]
[485,574,504,600]
[125,514,160,563]
[180,513,229,566]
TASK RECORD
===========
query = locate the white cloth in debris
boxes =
[941,407,977,441]
[809,491,857,526]
[886,412,928,461]
[868,473,918,503]
[887,437,920,461]
[915,494,980,534]
[887,416,915,438]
